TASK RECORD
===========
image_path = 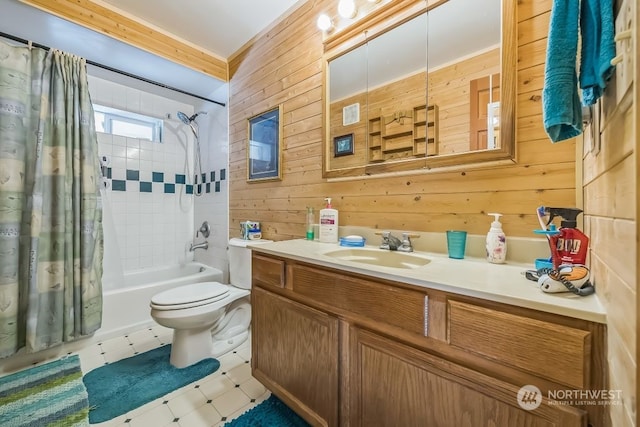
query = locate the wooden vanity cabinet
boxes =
[251,253,606,427]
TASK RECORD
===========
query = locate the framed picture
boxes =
[247,106,282,182]
[333,133,354,157]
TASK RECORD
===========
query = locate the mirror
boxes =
[324,0,516,178]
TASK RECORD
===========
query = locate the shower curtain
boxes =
[0,40,103,357]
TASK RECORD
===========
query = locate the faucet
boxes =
[379,231,402,251]
[397,232,416,252]
[189,240,208,251]
[379,231,418,252]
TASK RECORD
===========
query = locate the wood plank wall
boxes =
[582,0,637,422]
[228,0,575,240]
[20,0,227,81]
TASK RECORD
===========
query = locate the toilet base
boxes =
[212,330,249,358]
[170,326,214,368]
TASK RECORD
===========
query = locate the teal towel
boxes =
[542,0,582,143]
[580,0,616,105]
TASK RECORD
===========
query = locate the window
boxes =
[94,105,163,142]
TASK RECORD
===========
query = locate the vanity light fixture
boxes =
[338,0,357,18]
[317,13,333,31]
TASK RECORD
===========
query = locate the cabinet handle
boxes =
[424,295,429,337]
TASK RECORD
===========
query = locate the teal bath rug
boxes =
[0,355,89,427]
[225,395,310,427]
[83,344,220,423]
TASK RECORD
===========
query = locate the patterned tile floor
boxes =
[78,325,270,427]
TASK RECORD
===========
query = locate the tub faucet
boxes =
[379,231,402,251]
[189,240,209,251]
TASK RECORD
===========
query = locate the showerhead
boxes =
[177,111,208,124]
[177,111,191,125]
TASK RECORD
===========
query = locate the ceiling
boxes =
[0,0,301,104]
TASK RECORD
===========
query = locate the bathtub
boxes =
[98,262,223,340]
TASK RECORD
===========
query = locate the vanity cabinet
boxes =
[251,253,606,427]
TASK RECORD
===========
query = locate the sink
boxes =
[322,248,431,269]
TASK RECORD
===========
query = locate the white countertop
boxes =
[249,239,607,324]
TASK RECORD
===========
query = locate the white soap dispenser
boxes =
[486,213,507,264]
[319,197,339,243]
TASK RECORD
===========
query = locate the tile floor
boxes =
[76,325,270,427]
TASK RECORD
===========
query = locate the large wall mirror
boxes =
[323,0,516,178]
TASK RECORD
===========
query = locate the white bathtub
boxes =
[98,262,223,340]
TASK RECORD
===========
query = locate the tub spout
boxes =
[189,240,209,251]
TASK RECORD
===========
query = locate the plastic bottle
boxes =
[319,198,339,243]
[545,207,589,268]
[486,213,507,264]
[306,207,315,240]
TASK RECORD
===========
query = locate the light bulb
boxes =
[338,0,357,18]
[316,14,333,31]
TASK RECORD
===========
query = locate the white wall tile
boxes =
[91,75,201,275]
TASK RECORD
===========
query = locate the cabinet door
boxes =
[252,287,339,426]
[349,327,585,427]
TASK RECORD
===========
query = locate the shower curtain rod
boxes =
[0,31,226,107]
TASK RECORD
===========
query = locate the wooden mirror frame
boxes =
[322,0,516,179]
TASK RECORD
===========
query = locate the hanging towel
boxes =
[579,0,616,105]
[542,0,583,143]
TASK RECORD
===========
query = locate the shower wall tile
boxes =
[89,74,196,274]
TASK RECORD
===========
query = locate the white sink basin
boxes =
[322,247,431,269]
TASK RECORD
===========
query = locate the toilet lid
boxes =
[151,282,229,306]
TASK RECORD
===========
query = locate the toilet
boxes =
[150,238,272,368]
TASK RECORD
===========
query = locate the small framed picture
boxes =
[333,133,354,157]
[247,106,282,182]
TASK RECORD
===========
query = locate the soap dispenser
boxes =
[486,213,507,264]
[319,198,339,243]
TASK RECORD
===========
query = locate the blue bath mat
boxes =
[224,395,310,427]
[83,344,219,423]
[0,355,89,427]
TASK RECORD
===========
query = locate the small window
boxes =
[94,105,163,142]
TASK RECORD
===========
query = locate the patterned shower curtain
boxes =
[0,40,103,357]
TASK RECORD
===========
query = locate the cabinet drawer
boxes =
[448,301,591,389]
[292,264,426,336]
[252,254,285,288]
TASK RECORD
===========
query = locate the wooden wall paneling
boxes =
[20,0,227,81]
[518,12,551,46]
[583,103,635,185]
[517,0,553,23]
[588,216,636,289]
[517,139,576,166]
[584,156,635,220]
[518,39,548,70]
[518,64,545,94]
[229,0,575,240]
[517,90,544,118]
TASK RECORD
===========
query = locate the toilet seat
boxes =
[150,282,230,311]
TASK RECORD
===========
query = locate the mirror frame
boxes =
[322,0,516,179]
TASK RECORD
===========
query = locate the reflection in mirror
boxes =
[324,0,514,178]
[329,43,368,170]
[426,0,501,156]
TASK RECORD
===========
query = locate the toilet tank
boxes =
[228,238,273,289]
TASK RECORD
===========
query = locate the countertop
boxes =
[248,239,607,324]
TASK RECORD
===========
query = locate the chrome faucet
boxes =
[379,231,402,251]
[397,232,415,252]
[189,240,209,251]
[379,231,418,252]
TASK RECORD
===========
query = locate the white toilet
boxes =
[150,238,272,368]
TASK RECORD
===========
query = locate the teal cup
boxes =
[446,230,467,259]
